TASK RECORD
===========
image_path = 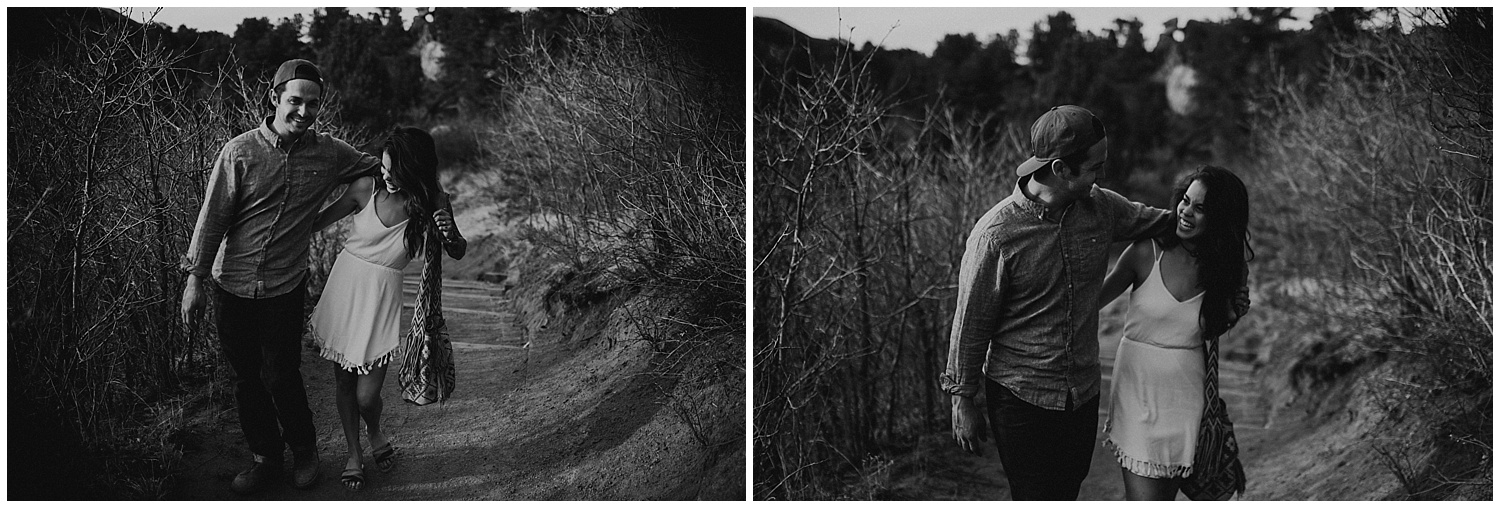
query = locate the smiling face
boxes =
[1176,179,1210,242]
[270,79,322,139]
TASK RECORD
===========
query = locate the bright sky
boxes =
[133,7,439,34]
[754,7,1318,55]
[135,7,552,35]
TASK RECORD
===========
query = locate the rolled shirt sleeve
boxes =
[941,231,1005,398]
[179,146,239,277]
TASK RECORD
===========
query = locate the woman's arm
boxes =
[1226,278,1252,330]
[1099,239,1151,311]
[313,176,372,232]
[434,192,467,260]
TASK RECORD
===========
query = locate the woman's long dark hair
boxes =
[383,127,442,259]
[1160,165,1255,339]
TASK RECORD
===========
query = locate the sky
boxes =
[135,7,402,34]
[754,7,1318,55]
[133,7,526,34]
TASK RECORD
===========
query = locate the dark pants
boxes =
[216,281,316,460]
[985,378,1098,500]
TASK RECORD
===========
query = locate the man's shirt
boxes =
[941,177,1173,411]
[181,118,380,299]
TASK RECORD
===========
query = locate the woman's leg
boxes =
[1121,467,1180,501]
[356,364,393,466]
[334,365,365,488]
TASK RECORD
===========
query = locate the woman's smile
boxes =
[1178,216,1196,233]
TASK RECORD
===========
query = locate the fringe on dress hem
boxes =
[314,334,401,375]
[1103,436,1194,479]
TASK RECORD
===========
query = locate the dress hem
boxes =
[1103,435,1194,479]
[313,331,402,375]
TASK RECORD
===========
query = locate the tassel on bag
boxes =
[399,228,456,405]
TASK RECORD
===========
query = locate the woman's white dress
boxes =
[310,184,411,374]
[1103,244,1206,479]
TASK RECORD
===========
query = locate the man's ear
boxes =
[1049,158,1075,180]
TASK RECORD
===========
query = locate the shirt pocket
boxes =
[1079,232,1110,279]
[289,167,327,203]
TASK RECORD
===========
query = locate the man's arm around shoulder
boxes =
[328,134,383,182]
[1098,186,1173,242]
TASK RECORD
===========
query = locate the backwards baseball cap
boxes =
[1015,105,1106,177]
[272,59,323,90]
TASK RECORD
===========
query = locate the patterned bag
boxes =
[1180,332,1246,500]
[399,230,455,405]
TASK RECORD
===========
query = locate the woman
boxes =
[309,127,467,491]
[1097,165,1252,500]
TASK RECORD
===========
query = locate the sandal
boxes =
[372,441,397,473]
[341,465,365,492]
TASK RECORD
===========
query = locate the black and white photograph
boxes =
[752,7,1490,501]
[9,7,744,500]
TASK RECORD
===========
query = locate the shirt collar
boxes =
[258,116,314,150]
[1013,174,1097,221]
[1011,174,1049,216]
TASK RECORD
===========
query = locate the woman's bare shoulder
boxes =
[346,176,376,209]
[1124,238,1157,275]
[350,175,376,194]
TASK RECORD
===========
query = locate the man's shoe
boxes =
[231,455,283,495]
[291,449,321,489]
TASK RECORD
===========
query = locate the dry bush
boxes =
[488,10,742,329]
[1246,7,1490,500]
[481,9,745,453]
[753,39,1027,499]
[8,14,249,498]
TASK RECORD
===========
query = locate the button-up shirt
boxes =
[941,177,1173,410]
[180,118,381,299]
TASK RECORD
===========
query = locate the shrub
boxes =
[485,9,745,362]
[7,12,252,498]
[753,37,1031,499]
[480,8,746,477]
[1246,7,1490,499]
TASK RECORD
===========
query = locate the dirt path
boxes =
[169,268,713,500]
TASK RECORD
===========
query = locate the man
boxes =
[940,105,1174,500]
[180,59,381,495]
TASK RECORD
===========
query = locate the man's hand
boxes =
[181,274,206,330]
[951,395,988,455]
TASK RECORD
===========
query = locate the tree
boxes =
[1027,11,1079,72]
[232,15,309,87]
[307,8,420,129]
